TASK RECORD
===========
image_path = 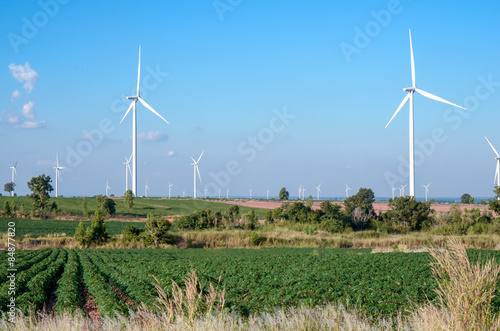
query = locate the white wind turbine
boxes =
[400,184,407,197]
[204,188,208,199]
[302,187,306,200]
[120,46,169,197]
[250,189,252,199]
[315,184,321,200]
[345,184,351,199]
[485,137,500,197]
[106,180,110,197]
[123,154,132,192]
[423,183,431,202]
[9,161,17,196]
[385,29,466,197]
[267,189,269,200]
[53,154,64,197]
[145,181,149,198]
[168,182,173,199]
[392,186,396,200]
[226,187,229,199]
[191,151,204,199]
[183,189,185,198]
[298,185,302,200]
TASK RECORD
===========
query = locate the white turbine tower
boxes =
[106,180,110,197]
[345,184,351,199]
[53,155,64,197]
[392,186,396,200]
[120,46,169,197]
[302,187,306,200]
[226,188,229,199]
[298,185,302,200]
[267,189,269,200]
[423,183,431,202]
[385,29,466,197]
[250,189,252,199]
[9,161,17,196]
[145,181,149,197]
[123,154,132,192]
[191,151,204,199]
[485,137,500,199]
[400,184,407,197]
[315,184,321,200]
[168,182,173,199]
[204,188,208,199]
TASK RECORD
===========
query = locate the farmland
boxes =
[2,247,499,319]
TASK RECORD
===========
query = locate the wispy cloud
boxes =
[21,101,35,120]
[137,131,169,143]
[16,120,46,129]
[11,90,20,99]
[166,151,176,157]
[9,62,39,93]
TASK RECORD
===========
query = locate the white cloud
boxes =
[11,90,20,99]
[16,120,46,129]
[21,101,35,120]
[137,131,169,143]
[166,151,176,157]
[9,62,39,93]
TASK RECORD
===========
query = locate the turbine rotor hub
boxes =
[403,87,415,92]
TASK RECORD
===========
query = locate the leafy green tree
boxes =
[124,189,134,209]
[343,188,376,229]
[242,209,257,230]
[4,182,15,196]
[82,197,89,219]
[271,207,282,222]
[3,201,11,216]
[264,210,274,224]
[74,221,88,246]
[305,195,313,208]
[279,187,289,200]
[122,225,141,243]
[223,205,240,228]
[50,201,58,213]
[27,174,54,212]
[85,210,109,245]
[145,213,171,247]
[386,196,433,231]
[96,194,116,217]
[489,186,500,214]
[461,193,472,204]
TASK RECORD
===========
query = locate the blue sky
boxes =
[1,0,500,199]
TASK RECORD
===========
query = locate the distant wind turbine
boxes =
[120,46,169,197]
[315,184,321,200]
[392,186,396,200]
[267,189,269,200]
[123,154,132,192]
[219,188,221,199]
[168,182,173,199]
[385,29,466,197]
[345,184,351,199]
[400,184,407,197]
[191,151,204,199]
[145,181,149,197]
[183,189,185,198]
[106,180,110,197]
[53,154,64,197]
[226,187,229,199]
[298,185,302,200]
[423,183,431,202]
[205,188,208,199]
[250,189,252,199]
[302,187,306,200]
[9,161,17,196]
[485,137,500,197]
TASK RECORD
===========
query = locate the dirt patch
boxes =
[80,278,100,322]
[111,285,136,309]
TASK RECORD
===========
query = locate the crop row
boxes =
[53,250,81,314]
[0,249,52,284]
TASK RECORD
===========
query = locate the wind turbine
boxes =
[298,185,302,200]
[183,189,185,198]
[392,186,396,200]
[106,180,110,197]
[423,183,431,202]
[145,181,149,197]
[204,188,208,199]
[120,46,169,197]
[485,137,500,197]
[191,151,204,198]
[400,184,407,197]
[9,161,17,196]
[226,187,229,199]
[315,184,321,200]
[267,189,269,200]
[250,189,252,199]
[385,29,466,197]
[53,154,64,197]
[345,184,351,199]
[168,182,173,199]
[123,154,132,192]
[219,188,221,199]
[302,187,306,200]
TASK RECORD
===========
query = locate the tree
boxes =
[386,196,433,231]
[343,188,376,229]
[82,197,89,219]
[4,182,15,196]
[489,186,500,214]
[122,225,141,243]
[96,194,116,217]
[305,195,313,208]
[74,221,88,246]
[145,213,171,247]
[85,210,109,245]
[242,209,257,230]
[27,174,54,212]
[124,189,134,209]
[461,193,472,204]
[279,187,289,200]
[3,201,11,217]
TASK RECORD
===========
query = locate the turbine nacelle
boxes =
[126,95,138,100]
[403,87,415,92]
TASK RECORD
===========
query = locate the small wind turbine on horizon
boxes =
[298,185,302,200]
[400,184,407,197]
[182,189,185,198]
[302,187,306,200]
[204,188,208,199]
[123,154,132,192]
[345,184,351,199]
[53,155,64,197]
[385,29,466,197]
[191,151,204,199]
[423,183,431,202]
[315,184,321,200]
[145,181,149,198]
[120,46,169,197]
[267,189,269,200]
[250,189,252,199]
[106,180,110,197]
[9,161,17,196]
[168,182,173,199]
[226,188,229,199]
[392,186,396,200]
[485,137,500,199]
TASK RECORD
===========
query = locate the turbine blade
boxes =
[409,29,416,87]
[197,150,204,163]
[415,88,466,110]
[137,46,141,96]
[191,157,196,163]
[385,94,411,128]
[120,101,135,123]
[138,97,169,124]
[485,137,500,158]
[196,165,202,184]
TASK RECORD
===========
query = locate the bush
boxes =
[249,231,260,245]
[122,225,141,242]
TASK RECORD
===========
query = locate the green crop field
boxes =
[0,196,268,219]
[0,218,146,237]
[3,248,498,319]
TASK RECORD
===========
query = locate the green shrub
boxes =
[249,231,260,245]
